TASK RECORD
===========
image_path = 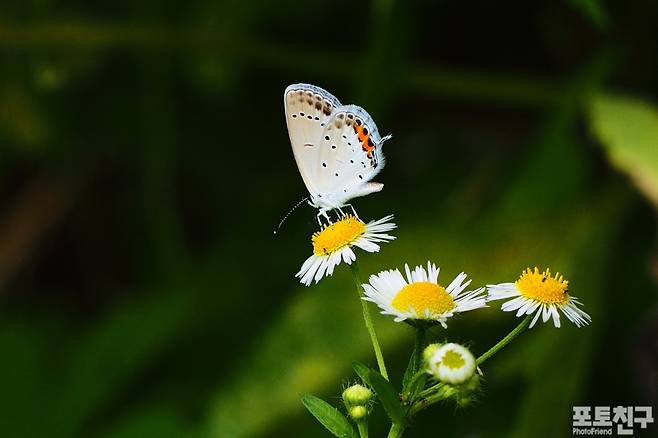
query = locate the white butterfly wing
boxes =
[284,84,341,196]
[315,104,387,204]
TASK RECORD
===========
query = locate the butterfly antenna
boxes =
[273,195,310,235]
[379,134,393,145]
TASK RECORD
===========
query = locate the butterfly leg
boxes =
[345,204,361,220]
[317,209,331,225]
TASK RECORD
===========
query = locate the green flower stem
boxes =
[476,314,533,365]
[357,421,368,438]
[350,262,389,380]
[408,385,457,417]
[386,422,405,438]
[416,382,444,400]
[413,325,427,370]
[402,326,428,399]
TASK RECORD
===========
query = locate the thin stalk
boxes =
[408,385,457,417]
[350,262,388,380]
[476,314,532,365]
[386,422,405,438]
[357,421,368,438]
[413,325,427,370]
[416,382,444,400]
[402,326,427,399]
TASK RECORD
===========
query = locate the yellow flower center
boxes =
[515,267,569,305]
[441,350,466,369]
[312,215,366,256]
[391,282,455,316]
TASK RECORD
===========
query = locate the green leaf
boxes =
[300,395,357,438]
[351,361,372,387]
[589,93,658,208]
[368,369,406,425]
[401,350,418,391]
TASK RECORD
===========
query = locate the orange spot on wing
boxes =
[354,125,375,153]
[362,136,374,152]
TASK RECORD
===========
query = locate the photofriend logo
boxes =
[573,406,654,435]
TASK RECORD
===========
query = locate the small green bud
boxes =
[422,343,442,367]
[460,374,480,392]
[455,374,481,407]
[342,384,373,406]
[456,394,474,408]
[348,405,368,421]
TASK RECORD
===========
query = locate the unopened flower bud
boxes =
[427,343,476,385]
[342,384,372,406]
[348,405,368,421]
[422,343,442,367]
[455,375,481,407]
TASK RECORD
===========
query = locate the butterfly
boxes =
[284,83,391,222]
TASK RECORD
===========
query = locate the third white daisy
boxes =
[487,267,591,328]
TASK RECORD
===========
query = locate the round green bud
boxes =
[456,394,474,408]
[460,374,480,392]
[348,405,368,421]
[342,384,373,406]
[422,343,442,367]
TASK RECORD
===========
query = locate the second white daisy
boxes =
[362,262,488,327]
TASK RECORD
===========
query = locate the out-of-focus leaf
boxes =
[496,49,614,219]
[0,322,52,437]
[352,361,372,387]
[589,93,658,208]
[301,395,357,438]
[104,405,191,438]
[55,287,199,436]
[368,368,405,425]
[568,0,609,30]
[207,279,404,438]
[0,85,50,150]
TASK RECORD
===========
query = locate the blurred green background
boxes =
[0,1,657,437]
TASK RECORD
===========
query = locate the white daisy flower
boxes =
[362,262,488,327]
[296,214,396,286]
[487,267,591,329]
[427,343,476,385]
